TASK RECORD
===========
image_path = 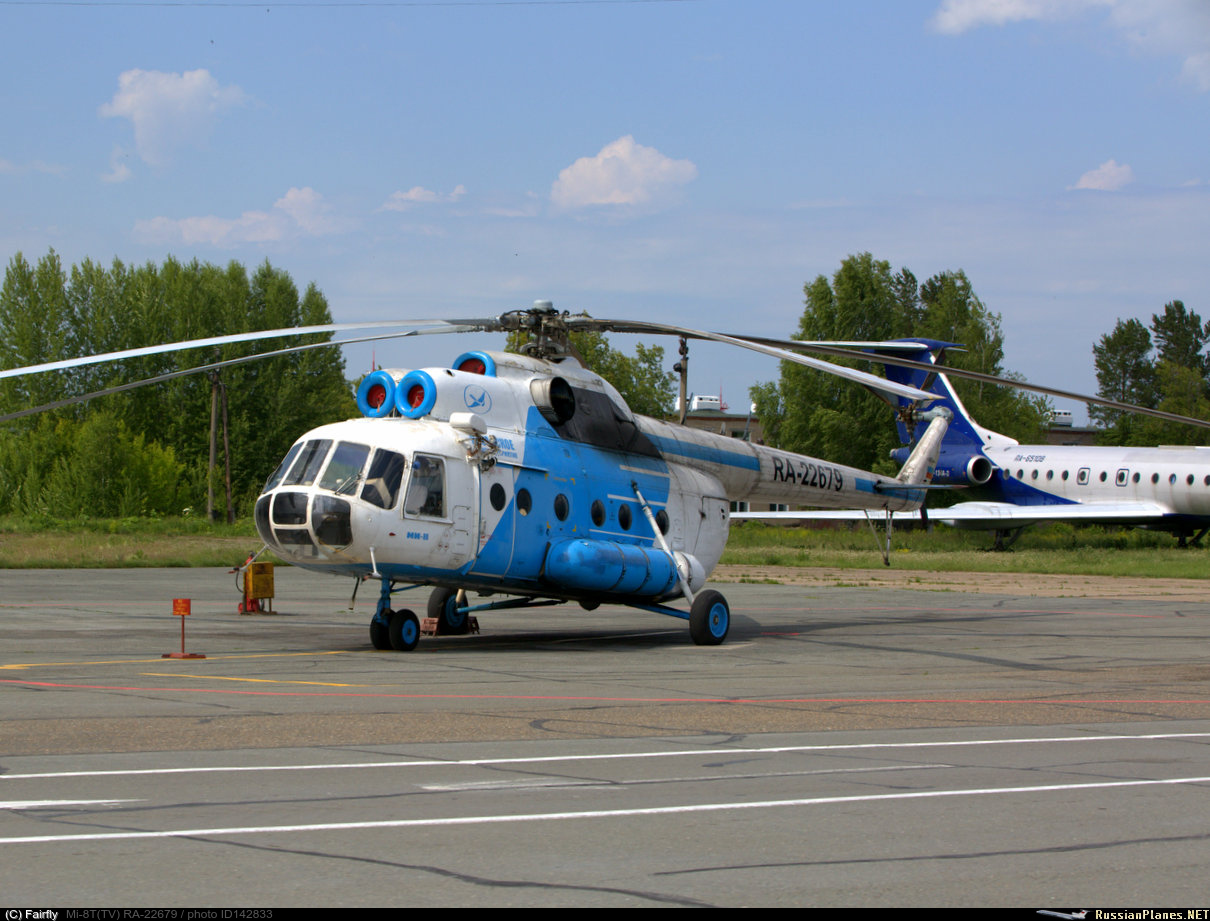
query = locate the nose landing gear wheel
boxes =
[689,590,730,646]
[388,609,420,651]
[370,611,392,650]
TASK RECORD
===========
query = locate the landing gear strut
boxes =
[370,578,421,652]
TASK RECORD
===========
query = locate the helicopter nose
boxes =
[255,489,355,558]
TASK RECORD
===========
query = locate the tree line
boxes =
[2,247,1202,521]
[752,252,1208,476]
[1092,301,1210,445]
[750,253,1053,475]
[0,251,354,519]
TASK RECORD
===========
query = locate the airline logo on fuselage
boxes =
[464,385,492,413]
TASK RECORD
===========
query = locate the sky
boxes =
[2,0,1209,426]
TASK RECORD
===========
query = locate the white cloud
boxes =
[1070,158,1135,190]
[99,69,246,167]
[273,186,345,235]
[1180,52,1210,92]
[931,0,1210,91]
[550,136,697,210]
[378,184,467,211]
[931,0,1105,33]
[134,186,348,246]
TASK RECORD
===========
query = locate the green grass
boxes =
[720,520,1210,580]
[0,515,1205,579]
[0,515,266,568]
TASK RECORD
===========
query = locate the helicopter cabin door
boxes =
[469,461,516,577]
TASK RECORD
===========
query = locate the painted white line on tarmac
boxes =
[3,731,1209,781]
[3,775,1210,845]
[1,799,138,809]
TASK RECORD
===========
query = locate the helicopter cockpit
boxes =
[254,435,413,561]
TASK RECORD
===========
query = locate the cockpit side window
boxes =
[284,439,332,487]
[404,454,445,518]
[319,442,371,495]
[361,449,407,509]
[263,441,304,492]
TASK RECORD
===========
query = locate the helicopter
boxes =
[1,302,951,650]
[252,305,955,651]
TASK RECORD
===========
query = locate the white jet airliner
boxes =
[738,340,1210,549]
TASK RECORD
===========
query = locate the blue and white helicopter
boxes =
[2,303,951,650]
[737,338,1210,550]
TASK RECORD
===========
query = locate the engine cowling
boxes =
[933,451,994,485]
[891,447,993,485]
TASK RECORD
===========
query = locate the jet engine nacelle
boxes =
[892,446,993,486]
[933,451,995,486]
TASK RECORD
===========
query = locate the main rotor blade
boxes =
[0,318,497,381]
[565,317,938,404]
[744,337,1210,433]
[0,325,485,424]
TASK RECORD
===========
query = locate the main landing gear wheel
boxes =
[388,609,420,651]
[689,589,730,646]
[370,611,392,650]
[428,586,469,635]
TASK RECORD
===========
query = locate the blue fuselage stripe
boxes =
[648,434,761,471]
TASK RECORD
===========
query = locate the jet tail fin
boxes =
[874,339,1014,487]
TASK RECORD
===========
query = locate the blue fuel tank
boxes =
[544,539,679,598]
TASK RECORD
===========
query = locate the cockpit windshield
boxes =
[319,442,371,495]
[284,439,332,487]
[361,449,407,510]
[262,441,303,493]
[262,438,408,513]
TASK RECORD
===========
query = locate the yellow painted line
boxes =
[0,651,353,670]
[141,672,367,688]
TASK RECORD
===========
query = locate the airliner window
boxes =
[1077,468,1090,485]
[361,449,406,510]
[319,442,371,495]
[263,442,304,492]
[1188,474,1196,486]
[284,439,332,486]
[1116,469,1129,486]
[404,455,445,517]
